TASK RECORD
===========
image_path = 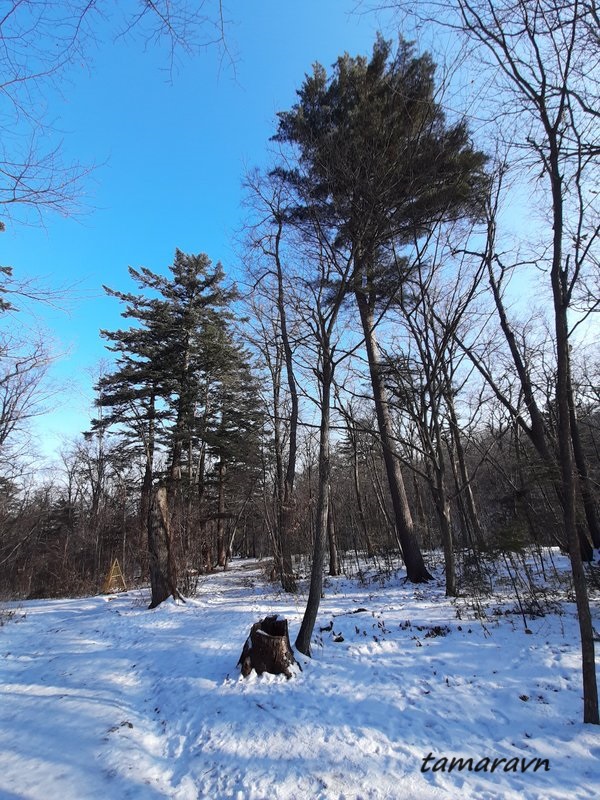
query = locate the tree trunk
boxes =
[444,383,486,549]
[271,352,290,589]
[548,143,598,724]
[433,484,456,597]
[327,484,340,576]
[148,484,181,609]
[352,432,375,557]
[568,374,600,549]
[369,448,396,542]
[140,460,153,552]
[275,215,298,593]
[485,237,592,559]
[424,397,456,596]
[355,291,432,582]
[413,474,432,550]
[217,461,227,567]
[295,354,332,656]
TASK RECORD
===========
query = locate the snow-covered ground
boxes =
[0,553,599,800]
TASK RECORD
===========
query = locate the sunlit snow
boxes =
[0,553,598,799]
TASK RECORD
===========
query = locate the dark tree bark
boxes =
[568,373,600,549]
[217,461,227,567]
[429,413,457,597]
[338,403,377,556]
[443,376,486,549]
[356,291,433,582]
[430,478,457,597]
[245,175,298,593]
[295,351,332,657]
[350,424,375,557]
[274,213,299,593]
[413,474,432,549]
[455,201,594,561]
[548,140,599,724]
[327,485,340,576]
[293,242,350,655]
[442,0,599,724]
[148,484,182,609]
[139,391,156,550]
[368,447,396,543]
[238,616,298,678]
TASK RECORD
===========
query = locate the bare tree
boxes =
[337,400,376,558]
[0,0,230,224]
[461,1,599,722]
[384,0,599,724]
[294,243,353,657]
[0,331,53,470]
[244,171,300,592]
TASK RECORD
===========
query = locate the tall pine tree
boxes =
[97,249,239,607]
[273,36,488,582]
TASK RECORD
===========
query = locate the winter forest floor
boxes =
[0,552,599,800]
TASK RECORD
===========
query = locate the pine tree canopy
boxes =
[274,35,489,258]
[94,249,259,479]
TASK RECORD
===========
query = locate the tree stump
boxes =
[238,615,298,679]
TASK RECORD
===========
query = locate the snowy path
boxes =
[0,557,598,799]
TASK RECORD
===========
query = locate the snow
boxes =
[1,552,599,800]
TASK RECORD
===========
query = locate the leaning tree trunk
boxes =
[549,146,598,724]
[554,288,598,724]
[486,247,593,560]
[148,484,182,609]
[295,354,332,657]
[355,292,432,582]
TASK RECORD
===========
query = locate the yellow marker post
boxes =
[101,558,127,594]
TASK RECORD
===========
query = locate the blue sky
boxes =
[7,2,590,465]
[3,1,396,459]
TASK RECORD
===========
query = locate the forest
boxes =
[1,0,599,730]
